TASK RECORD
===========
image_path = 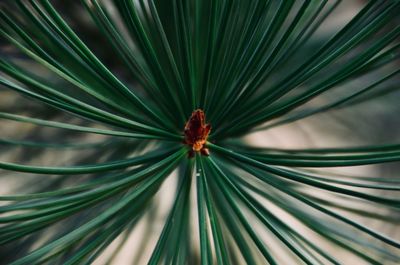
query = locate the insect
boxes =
[183,109,211,157]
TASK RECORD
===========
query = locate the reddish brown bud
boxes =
[184,109,211,156]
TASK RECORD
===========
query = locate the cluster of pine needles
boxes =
[0,1,400,264]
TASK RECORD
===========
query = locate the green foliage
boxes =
[0,0,399,264]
